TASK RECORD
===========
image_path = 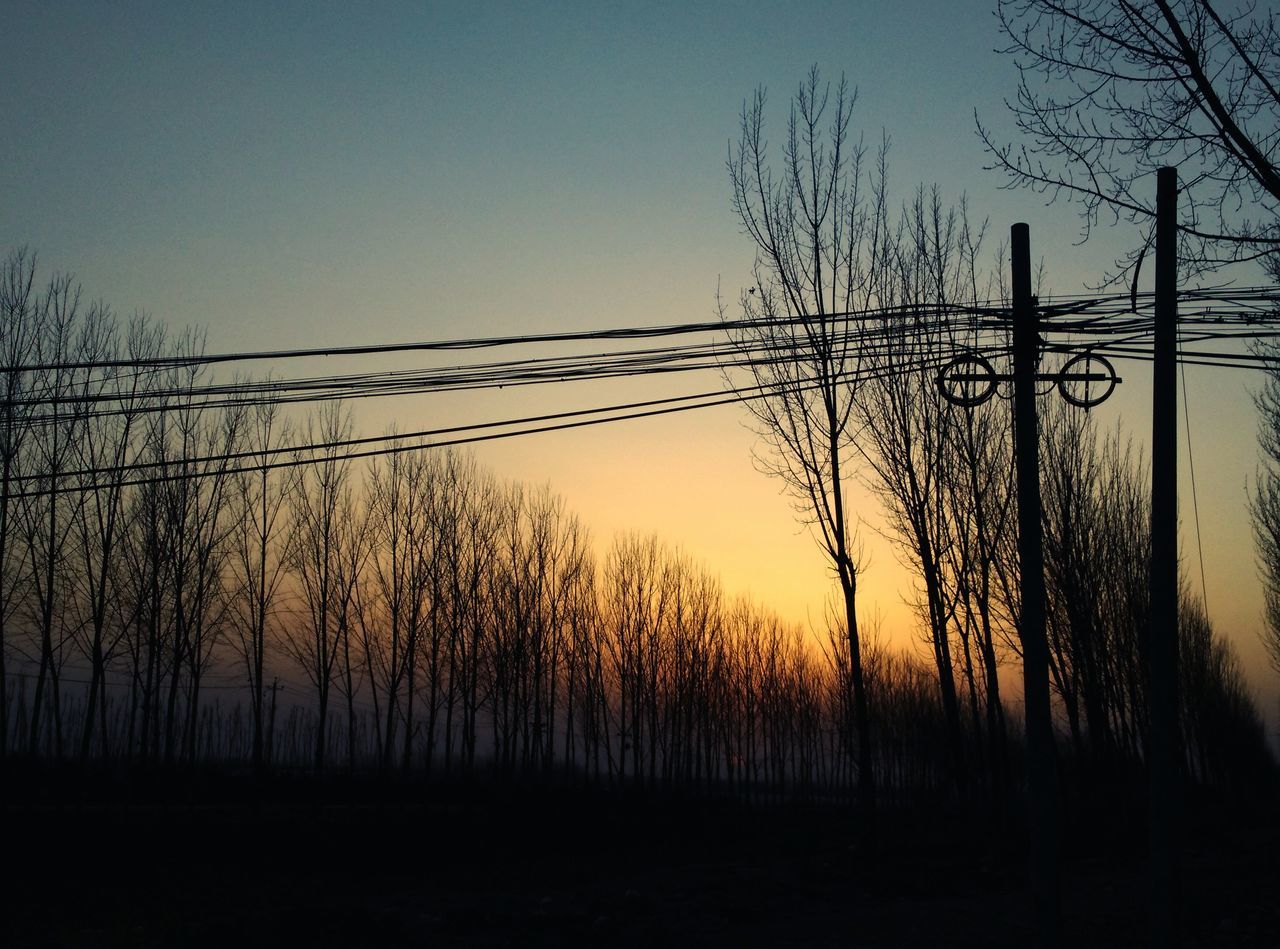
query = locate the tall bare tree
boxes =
[725,67,881,807]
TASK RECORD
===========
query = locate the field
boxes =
[5,765,1277,948]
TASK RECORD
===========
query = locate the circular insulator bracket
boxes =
[1056,352,1119,408]
[936,352,998,407]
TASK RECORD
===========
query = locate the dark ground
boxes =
[2,764,1277,948]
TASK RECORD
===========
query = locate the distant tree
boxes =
[227,396,295,773]
[599,534,678,785]
[328,466,370,773]
[1251,343,1280,678]
[0,249,42,758]
[660,560,722,789]
[1038,403,1150,766]
[982,0,1280,274]
[1035,400,1272,786]
[284,404,358,771]
[155,335,242,763]
[436,450,500,774]
[117,418,176,761]
[1178,594,1273,788]
[69,313,166,760]
[516,486,591,773]
[20,272,89,756]
[363,441,431,772]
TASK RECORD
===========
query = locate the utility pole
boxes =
[1149,165,1180,946]
[1012,222,1059,946]
[935,224,1123,944]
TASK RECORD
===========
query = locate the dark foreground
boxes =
[3,765,1277,948]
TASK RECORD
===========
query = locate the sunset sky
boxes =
[3,1,1275,714]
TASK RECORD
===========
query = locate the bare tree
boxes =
[146,331,243,763]
[1178,593,1271,786]
[117,430,172,761]
[848,186,1004,792]
[227,396,295,772]
[435,450,499,775]
[20,273,90,756]
[981,0,1280,273]
[725,67,879,807]
[0,249,42,757]
[69,312,165,760]
[944,388,1016,786]
[363,441,432,773]
[487,484,586,775]
[1251,342,1280,677]
[283,404,357,771]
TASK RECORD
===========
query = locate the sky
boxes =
[2,1,1276,718]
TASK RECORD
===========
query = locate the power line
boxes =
[0,289,1275,494]
[3,299,1008,372]
[7,348,965,498]
[12,284,1277,375]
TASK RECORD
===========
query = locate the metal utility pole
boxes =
[1149,165,1180,946]
[1011,222,1059,945]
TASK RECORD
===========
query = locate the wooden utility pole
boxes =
[1012,222,1059,945]
[1149,165,1180,945]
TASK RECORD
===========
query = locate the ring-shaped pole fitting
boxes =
[1056,352,1118,408]
[936,352,998,407]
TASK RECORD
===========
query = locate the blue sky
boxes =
[3,0,1055,348]
[3,1,1274,708]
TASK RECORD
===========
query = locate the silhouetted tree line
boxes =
[1,245,1270,803]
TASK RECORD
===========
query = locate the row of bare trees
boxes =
[0,248,944,797]
[1,244,1269,800]
[0,248,242,764]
